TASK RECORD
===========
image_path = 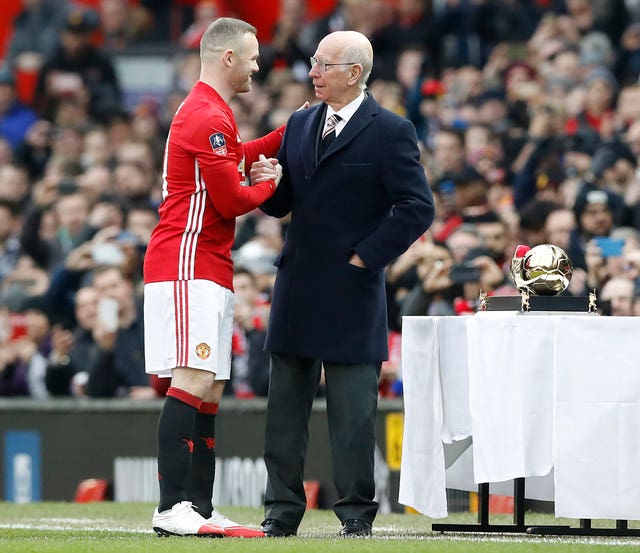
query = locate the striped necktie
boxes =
[319,114,341,155]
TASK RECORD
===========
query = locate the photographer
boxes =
[45,285,98,396]
[400,234,505,319]
[512,101,566,211]
[584,227,640,294]
[84,264,150,399]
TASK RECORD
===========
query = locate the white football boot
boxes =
[152,501,224,537]
[206,507,266,538]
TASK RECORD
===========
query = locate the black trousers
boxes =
[263,353,380,530]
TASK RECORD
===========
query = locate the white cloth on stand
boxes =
[398,316,448,517]
[400,313,640,520]
[553,316,640,519]
[466,312,554,483]
[438,317,472,442]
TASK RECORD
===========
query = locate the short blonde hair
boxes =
[200,17,257,63]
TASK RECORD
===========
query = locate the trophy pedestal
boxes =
[484,295,592,313]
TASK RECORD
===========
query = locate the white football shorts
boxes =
[144,279,234,379]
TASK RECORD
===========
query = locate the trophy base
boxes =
[485,295,591,313]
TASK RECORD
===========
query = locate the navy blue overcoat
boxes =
[261,94,435,363]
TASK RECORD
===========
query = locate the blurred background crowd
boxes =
[1,0,640,401]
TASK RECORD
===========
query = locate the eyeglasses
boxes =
[309,56,356,72]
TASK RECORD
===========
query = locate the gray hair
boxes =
[200,17,257,63]
[340,42,373,90]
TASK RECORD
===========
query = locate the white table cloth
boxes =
[399,312,640,520]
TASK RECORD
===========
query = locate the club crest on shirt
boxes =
[195,342,212,360]
[209,133,227,155]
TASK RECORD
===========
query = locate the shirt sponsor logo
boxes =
[209,133,227,155]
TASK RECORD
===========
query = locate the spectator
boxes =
[0,294,53,398]
[113,160,155,209]
[373,0,440,81]
[85,264,150,399]
[565,67,617,139]
[179,0,220,50]
[588,141,638,210]
[512,103,565,211]
[231,267,270,397]
[518,199,560,247]
[21,190,94,271]
[545,207,578,252]
[476,215,510,269]
[129,97,165,156]
[33,7,124,123]
[443,166,493,224]
[616,23,640,86]
[300,0,389,54]
[445,223,482,264]
[0,163,30,208]
[124,205,158,253]
[259,0,311,81]
[5,0,70,73]
[45,285,99,396]
[114,139,158,181]
[14,119,53,180]
[0,66,38,152]
[258,79,314,134]
[0,254,50,312]
[399,240,457,318]
[569,187,620,287]
[432,127,467,179]
[600,276,635,316]
[81,126,112,168]
[0,200,21,286]
[99,0,153,50]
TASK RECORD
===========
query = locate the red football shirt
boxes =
[144,81,283,290]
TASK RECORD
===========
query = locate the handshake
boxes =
[250,154,282,188]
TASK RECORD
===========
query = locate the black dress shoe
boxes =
[260,518,297,537]
[339,519,372,537]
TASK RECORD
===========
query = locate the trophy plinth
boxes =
[482,244,598,314]
[483,294,595,313]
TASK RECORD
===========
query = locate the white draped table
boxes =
[398,312,640,521]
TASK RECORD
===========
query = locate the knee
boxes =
[203,380,225,403]
[171,367,216,398]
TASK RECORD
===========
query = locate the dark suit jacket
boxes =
[261,94,434,363]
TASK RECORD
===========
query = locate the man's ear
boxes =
[223,49,234,67]
[348,64,363,86]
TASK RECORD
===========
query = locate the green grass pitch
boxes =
[1,503,639,552]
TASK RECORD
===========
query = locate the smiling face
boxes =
[231,32,259,94]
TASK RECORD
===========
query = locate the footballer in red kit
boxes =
[143,81,283,288]
[144,18,288,538]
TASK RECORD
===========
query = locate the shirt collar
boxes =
[325,91,366,125]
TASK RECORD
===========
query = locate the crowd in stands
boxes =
[2,0,640,400]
